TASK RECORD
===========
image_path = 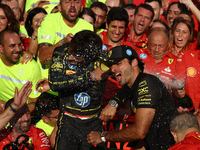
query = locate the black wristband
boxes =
[10,104,17,113]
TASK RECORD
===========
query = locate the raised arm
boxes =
[180,0,200,22]
[0,81,32,130]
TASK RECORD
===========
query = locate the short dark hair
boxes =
[145,0,162,8]
[166,2,189,18]
[134,4,155,21]
[70,30,102,61]
[25,7,47,37]
[79,7,96,23]
[107,7,129,28]
[90,1,107,13]
[170,112,199,133]
[123,3,137,10]
[35,93,59,118]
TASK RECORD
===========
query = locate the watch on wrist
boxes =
[109,100,118,107]
[101,131,108,142]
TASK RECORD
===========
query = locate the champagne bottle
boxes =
[179,95,195,113]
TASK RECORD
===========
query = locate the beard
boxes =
[14,120,31,133]
[61,7,81,23]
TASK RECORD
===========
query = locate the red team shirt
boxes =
[0,125,51,150]
[137,48,178,88]
[175,50,200,109]
[168,132,200,150]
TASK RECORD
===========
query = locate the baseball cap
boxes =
[100,45,139,71]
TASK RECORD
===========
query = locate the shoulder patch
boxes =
[140,53,147,59]
[102,44,108,51]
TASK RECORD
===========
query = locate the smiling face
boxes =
[13,105,31,133]
[0,32,22,66]
[167,4,180,28]
[133,7,153,36]
[107,20,126,45]
[174,22,190,49]
[59,0,83,23]
[0,8,9,32]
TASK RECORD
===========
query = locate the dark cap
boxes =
[103,45,139,63]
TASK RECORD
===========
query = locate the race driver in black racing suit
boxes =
[49,30,109,150]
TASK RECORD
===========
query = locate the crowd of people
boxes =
[1,0,200,149]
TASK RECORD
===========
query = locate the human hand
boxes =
[194,108,199,115]
[36,78,50,92]
[87,131,103,145]
[21,51,34,64]
[34,0,50,9]
[12,81,32,110]
[179,0,192,6]
[92,66,110,81]
[177,106,189,113]
[99,103,117,124]
[63,33,74,44]
[19,33,27,39]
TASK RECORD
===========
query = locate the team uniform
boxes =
[101,30,136,51]
[35,119,54,136]
[38,12,94,79]
[0,125,51,150]
[25,0,59,13]
[175,50,200,109]
[168,132,200,150]
[113,72,176,150]
[126,23,149,51]
[140,49,178,88]
[0,57,41,102]
[48,43,107,150]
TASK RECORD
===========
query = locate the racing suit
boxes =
[49,43,107,150]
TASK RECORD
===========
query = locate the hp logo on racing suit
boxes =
[74,92,90,107]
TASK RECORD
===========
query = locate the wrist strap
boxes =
[101,131,108,142]
[10,104,17,113]
[91,71,96,81]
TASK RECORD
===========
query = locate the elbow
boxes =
[133,130,147,140]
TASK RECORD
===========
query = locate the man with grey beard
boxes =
[0,99,51,150]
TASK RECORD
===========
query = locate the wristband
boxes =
[32,35,37,40]
[10,104,17,113]
[59,39,64,46]
[91,71,97,81]
[101,131,108,142]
